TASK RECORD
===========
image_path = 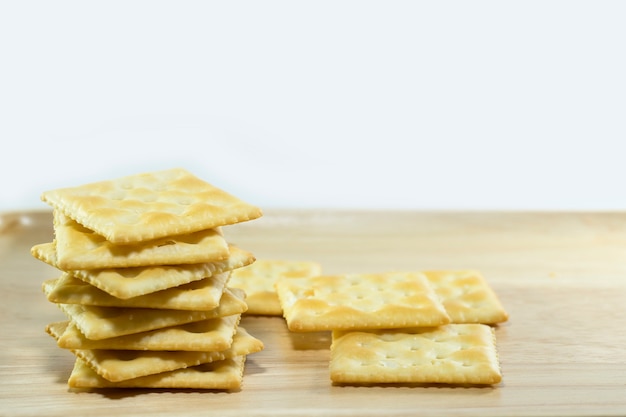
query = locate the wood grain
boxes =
[1,210,626,416]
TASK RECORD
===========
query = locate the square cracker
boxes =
[41,168,262,245]
[48,314,241,351]
[229,259,322,315]
[52,211,229,270]
[55,288,247,340]
[330,324,502,385]
[43,271,230,311]
[275,271,450,332]
[32,242,254,299]
[68,356,246,390]
[423,270,509,324]
[47,326,262,382]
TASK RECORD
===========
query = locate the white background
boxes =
[1,1,625,212]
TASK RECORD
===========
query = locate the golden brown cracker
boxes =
[52,211,229,270]
[53,288,247,340]
[330,324,502,385]
[275,271,450,332]
[68,356,246,390]
[229,259,322,315]
[47,326,262,382]
[423,270,509,324]
[48,314,241,351]
[43,272,229,311]
[41,168,262,245]
[32,242,254,299]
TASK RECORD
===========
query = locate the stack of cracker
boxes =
[32,168,265,390]
[275,270,508,385]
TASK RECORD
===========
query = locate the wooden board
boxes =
[2,209,626,416]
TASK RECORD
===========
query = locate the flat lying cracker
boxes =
[52,211,229,270]
[276,272,450,332]
[423,270,509,324]
[41,168,263,245]
[43,272,229,311]
[68,356,246,390]
[32,242,254,299]
[55,288,247,340]
[330,324,502,385]
[229,259,322,315]
[47,326,262,382]
[48,314,241,351]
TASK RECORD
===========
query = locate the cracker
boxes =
[41,168,262,245]
[423,270,509,324]
[32,242,254,299]
[48,314,241,351]
[52,211,229,270]
[68,356,246,390]
[43,272,229,311]
[47,326,262,382]
[53,288,247,340]
[330,324,502,385]
[275,272,450,332]
[229,259,322,315]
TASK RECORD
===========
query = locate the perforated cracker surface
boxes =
[44,271,230,311]
[41,168,262,244]
[229,259,322,315]
[330,324,502,385]
[54,288,247,340]
[275,272,450,332]
[424,270,509,324]
[52,211,229,270]
[68,356,245,390]
[47,326,262,382]
[32,242,254,299]
[49,315,241,351]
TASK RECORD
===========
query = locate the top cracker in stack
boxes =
[33,168,264,390]
[38,168,262,270]
[41,167,262,246]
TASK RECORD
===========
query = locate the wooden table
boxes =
[2,209,626,416]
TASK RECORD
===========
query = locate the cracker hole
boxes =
[379,360,399,369]
[184,327,212,335]
[157,240,176,247]
[380,334,396,342]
